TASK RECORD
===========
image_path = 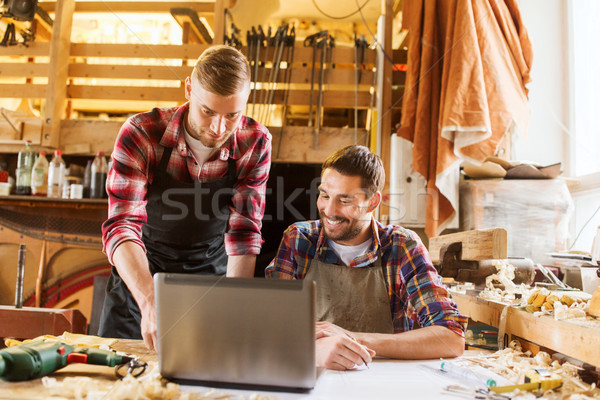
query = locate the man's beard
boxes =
[319,211,363,243]
[188,118,236,149]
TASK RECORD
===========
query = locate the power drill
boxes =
[0,341,135,382]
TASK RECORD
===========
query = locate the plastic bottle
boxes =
[16,140,35,195]
[83,159,92,198]
[47,150,66,198]
[90,151,108,199]
[30,152,49,196]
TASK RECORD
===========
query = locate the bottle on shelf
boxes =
[47,150,66,198]
[90,151,108,199]
[83,159,92,198]
[16,140,35,195]
[30,152,49,196]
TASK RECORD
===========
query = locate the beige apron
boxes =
[305,252,395,333]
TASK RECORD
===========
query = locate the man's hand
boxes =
[315,321,352,340]
[112,241,157,350]
[316,331,375,371]
[139,294,157,350]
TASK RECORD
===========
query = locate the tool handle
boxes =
[69,347,127,367]
[15,244,26,308]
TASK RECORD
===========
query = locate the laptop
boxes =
[154,273,316,391]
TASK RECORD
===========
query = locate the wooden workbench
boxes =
[0,340,491,400]
[452,291,600,367]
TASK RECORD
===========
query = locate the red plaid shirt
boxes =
[102,103,272,264]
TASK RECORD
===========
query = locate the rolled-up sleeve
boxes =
[398,232,468,337]
[224,127,272,256]
[102,119,153,265]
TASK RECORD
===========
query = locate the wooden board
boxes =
[41,0,75,149]
[0,306,86,339]
[60,120,123,154]
[271,126,359,163]
[428,228,508,263]
[38,1,214,13]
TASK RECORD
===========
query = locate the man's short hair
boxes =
[322,145,385,196]
[192,45,251,96]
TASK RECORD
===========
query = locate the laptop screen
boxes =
[155,273,316,390]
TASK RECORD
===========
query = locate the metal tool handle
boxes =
[15,244,25,308]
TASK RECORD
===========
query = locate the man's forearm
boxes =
[226,254,256,277]
[354,325,465,359]
[112,240,155,311]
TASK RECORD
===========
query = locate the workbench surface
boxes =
[0,340,489,400]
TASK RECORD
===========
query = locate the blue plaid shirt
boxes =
[266,217,467,336]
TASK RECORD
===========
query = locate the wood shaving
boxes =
[458,341,600,399]
[478,260,538,304]
[40,362,270,400]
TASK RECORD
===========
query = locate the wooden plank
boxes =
[69,43,209,59]
[2,44,376,65]
[428,228,508,263]
[0,84,46,98]
[270,126,358,163]
[42,0,75,149]
[60,120,123,154]
[68,64,191,81]
[56,121,362,161]
[38,1,214,13]
[284,46,377,66]
[213,0,225,45]
[452,292,600,368]
[251,89,372,108]
[377,0,394,222]
[66,63,375,86]
[67,85,184,102]
[0,63,48,78]
[0,43,375,65]
[0,41,50,56]
[66,86,372,107]
[0,306,87,338]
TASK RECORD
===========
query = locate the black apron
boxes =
[98,146,237,339]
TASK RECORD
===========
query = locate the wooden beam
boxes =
[0,41,50,56]
[377,0,394,222]
[271,126,360,163]
[0,84,46,98]
[66,85,372,107]
[0,63,48,78]
[60,119,123,154]
[0,42,376,64]
[213,0,225,45]
[42,0,75,149]
[67,64,191,81]
[67,85,185,102]
[37,1,214,13]
[69,43,209,59]
[428,228,508,264]
[66,63,376,86]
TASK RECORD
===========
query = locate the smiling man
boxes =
[266,145,466,370]
[99,45,272,350]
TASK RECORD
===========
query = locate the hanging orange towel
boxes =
[397,0,532,238]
